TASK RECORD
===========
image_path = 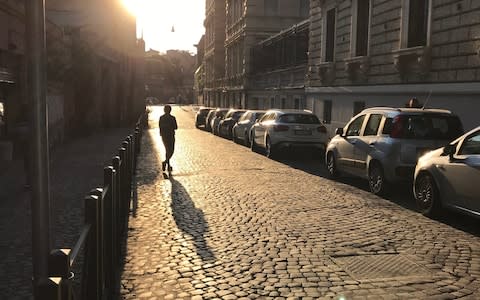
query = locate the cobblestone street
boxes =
[121,106,480,299]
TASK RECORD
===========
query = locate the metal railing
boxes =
[37,112,147,299]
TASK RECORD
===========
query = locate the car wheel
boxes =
[233,131,240,143]
[368,162,389,195]
[326,152,338,178]
[265,136,276,159]
[415,173,441,217]
[244,132,250,147]
[250,132,259,152]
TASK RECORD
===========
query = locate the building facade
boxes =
[248,19,309,110]
[204,0,226,107]
[223,0,310,108]
[306,0,480,133]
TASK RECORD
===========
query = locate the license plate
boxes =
[295,130,312,136]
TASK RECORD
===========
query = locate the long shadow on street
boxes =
[275,149,480,238]
[169,177,216,261]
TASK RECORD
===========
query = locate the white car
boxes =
[325,107,464,195]
[250,109,328,158]
[414,126,480,217]
[232,110,266,146]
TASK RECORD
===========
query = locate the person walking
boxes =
[159,105,177,172]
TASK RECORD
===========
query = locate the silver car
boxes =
[232,110,266,146]
[414,126,480,217]
[250,109,328,158]
[210,108,229,135]
[325,107,464,195]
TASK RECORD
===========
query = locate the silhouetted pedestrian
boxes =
[159,105,177,172]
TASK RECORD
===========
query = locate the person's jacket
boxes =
[159,114,177,138]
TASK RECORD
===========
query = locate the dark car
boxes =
[195,107,213,128]
[205,109,217,132]
[210,108,229,135]
[218,109,246,139]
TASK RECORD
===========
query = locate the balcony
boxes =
[344,56,370,82]
[317,62,336,85]
[393,46,431,78]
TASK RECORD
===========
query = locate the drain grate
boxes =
[332,254,431,281]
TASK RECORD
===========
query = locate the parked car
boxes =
[325,107,464,195]
[205,109,217,132]
[210,108,229,135]
[195,107,213,128]
[250,109,328,158]
[414,126,480,217]
[218,109,246,139]
[232,110,266,146]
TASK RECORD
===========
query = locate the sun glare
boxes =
[122,0,205,53]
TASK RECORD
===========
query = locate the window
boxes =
[278,114,320,124]
[281,98,286,109]
[400,0,431,48]
[355,0,370,56]
[407,0,429,47]
[254,112,265,121]
[270,97,275,108]
[325,8,336,62]
[353,101,365,116]
[460,132,480,155]
[346,115,366,136]
[323,100,332,124]
[364,114,382,136]
[300,0,309,18]
[265,0,278,16]
[294,99,300,109]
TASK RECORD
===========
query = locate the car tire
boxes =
[250,132,259,152]
[415,172,441,217]
[233,131,240,144]
[368,162,389,196]
[265,136,276,159]
[326,152,338,178]
[244,132,250,147]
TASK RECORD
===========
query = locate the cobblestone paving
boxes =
[0,128,132,299]
[121,106,480,299]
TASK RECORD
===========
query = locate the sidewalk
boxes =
[0,128,133,298]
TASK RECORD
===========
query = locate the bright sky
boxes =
[123,0,205,54]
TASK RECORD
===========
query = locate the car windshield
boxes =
[278,114,320,124]
[255,112,265,120]
[385,114,463,140]
[232,111,245,120]
[199,109,210,116]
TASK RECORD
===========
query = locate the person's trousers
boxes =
[162,136,175,163]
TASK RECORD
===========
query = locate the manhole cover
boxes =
[332,254,431,281]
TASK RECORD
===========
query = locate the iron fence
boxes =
[37,111,147,299]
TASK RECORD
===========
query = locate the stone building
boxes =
[249,19,309,110]
[204,0,226,107]
[46,0,141,133]
[306,0,480,133]
[194,35,205,105]
[223,0,310,108]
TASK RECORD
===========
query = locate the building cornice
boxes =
[306,82,480,95]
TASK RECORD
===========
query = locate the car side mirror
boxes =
[335,128,344,136]
[443,144,456,160]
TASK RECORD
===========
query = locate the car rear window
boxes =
[384,114,463,140]
[278,114,320,124]
[232,111,245,120]
[255,112,265,120]
[199,109,210,116]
